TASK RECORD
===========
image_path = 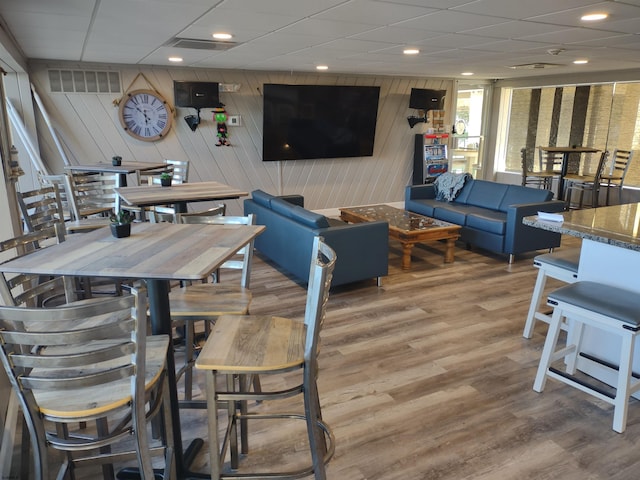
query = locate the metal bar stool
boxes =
[533,281,640,433]
[523,248,580,339]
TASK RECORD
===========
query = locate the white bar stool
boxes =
[533,281,640,433]
[523,248,580,338]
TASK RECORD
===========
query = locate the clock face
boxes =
[118,89,172,141]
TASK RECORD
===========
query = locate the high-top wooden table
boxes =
[0,222,265,479]
[340,204,461,270]
[539,146,600,200]
[65,161,166,186]
[117,180,249,213]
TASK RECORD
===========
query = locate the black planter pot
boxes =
[110,223,131,238]
[160,177,172,187]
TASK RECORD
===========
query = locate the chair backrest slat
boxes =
[17,184,66,234]
[303,236,336,364]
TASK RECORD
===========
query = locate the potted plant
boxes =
[160,172,173,187]
[109,210,135,238]
[112,155,122,166]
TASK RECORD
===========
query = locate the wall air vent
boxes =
[508,63,563,70]
[48,70,121,93]
[165,38,238,51]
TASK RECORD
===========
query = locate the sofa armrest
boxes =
[405,184,436,202]
[317,220,389,285]
[505,200,565,254]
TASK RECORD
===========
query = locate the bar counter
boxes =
[524,203,640,391]
[524,203,640,251]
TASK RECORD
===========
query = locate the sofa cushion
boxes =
[463,180,508,210]
[251,189,274,208]
[433,204,473,225]
[498,184,553,212]
[270,197,298,217]
[466,211,507,235]
[271,197,330,228]
[291,206,330,228]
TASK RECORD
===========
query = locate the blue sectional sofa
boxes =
[244,190,389,286]
[405,180,566,262]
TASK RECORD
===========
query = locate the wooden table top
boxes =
[539,146,600,153]
[0,222,265,281]
[65,161,167,174]
[116,181,249,207]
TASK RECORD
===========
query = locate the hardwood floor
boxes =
[11,234,640,479]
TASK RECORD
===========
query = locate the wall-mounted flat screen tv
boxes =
[409,88,446,111]
[174,81,219,109]
[262,84,380,161]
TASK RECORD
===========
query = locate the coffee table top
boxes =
[340,204,457,233]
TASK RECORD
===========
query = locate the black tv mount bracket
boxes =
[407,110,429,128]
[184,108,201,132]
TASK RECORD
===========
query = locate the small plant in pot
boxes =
[160,172,173,187]
[109,210,135,238]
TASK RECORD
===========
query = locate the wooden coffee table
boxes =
[340,204,461,270]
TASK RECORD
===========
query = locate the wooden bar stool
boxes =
[533,281,640,433]
[523,248,580,338]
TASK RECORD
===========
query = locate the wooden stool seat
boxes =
[533,281,640,433]
[523,248,580,338]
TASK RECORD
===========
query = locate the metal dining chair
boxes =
[0,285,176,480]
[195,236,337,479]
[600,148,634,205]
[563,150,609,209]
[169,212,255,403]
[521,147,556,190]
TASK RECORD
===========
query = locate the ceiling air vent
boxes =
[508,63,563,70]
[165,38,237,51]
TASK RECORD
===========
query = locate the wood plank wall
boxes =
[24,62,453,214]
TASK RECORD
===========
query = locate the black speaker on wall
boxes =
[409,88,446,110]
[173,81,220,109]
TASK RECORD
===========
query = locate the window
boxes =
[501,82,640,186]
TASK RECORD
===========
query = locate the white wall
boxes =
[21,61,453,214]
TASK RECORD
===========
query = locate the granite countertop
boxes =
[523,203,640,252]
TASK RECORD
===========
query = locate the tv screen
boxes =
[262,84,380,161]
[409,88,446,111]
[173,81,219,109]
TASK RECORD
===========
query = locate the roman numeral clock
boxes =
[118,89,173,141]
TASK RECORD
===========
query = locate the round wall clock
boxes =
[118,89,172,141]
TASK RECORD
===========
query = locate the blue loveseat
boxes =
[244,190,389,286]
[405,179,566,262]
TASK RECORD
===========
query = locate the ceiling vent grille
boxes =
[165,38,238,51]
[48,70,121,93]
[508,63,563,70]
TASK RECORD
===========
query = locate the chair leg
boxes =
[523,268,547,338]
[205,371,222,479]
[613,333,635,433]
[533,308,566,393]
[304,375,327,480]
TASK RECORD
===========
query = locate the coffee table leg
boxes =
[444,238,456,263]
[401,242,414,270]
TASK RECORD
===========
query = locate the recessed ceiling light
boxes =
[461,72,474,76]
[573,59,589,64]
[316,65,329,71]
[168,56,183,63]
[581,13,608,21]
[213,32,233,40]
[403,48,420,55]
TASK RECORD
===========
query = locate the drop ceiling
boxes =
[1,0,640,80]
